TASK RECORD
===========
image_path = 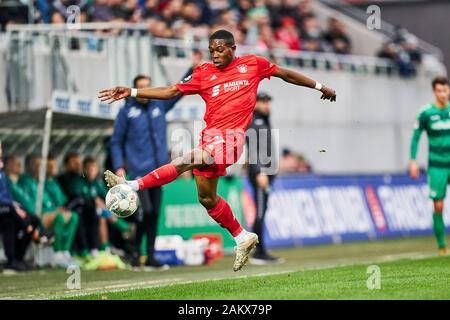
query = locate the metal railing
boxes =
[151,36,424,76]
[2,21,446,113]
[4,22,165,112]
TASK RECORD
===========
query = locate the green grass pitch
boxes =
[1,235,449,300]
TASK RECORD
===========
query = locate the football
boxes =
[105,184,139,218]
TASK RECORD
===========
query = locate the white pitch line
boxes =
[43,250,435,300]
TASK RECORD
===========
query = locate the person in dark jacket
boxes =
[247,92,284,264]
[0,143,40,272]
[110,52,202,270]
[57,152,95,258]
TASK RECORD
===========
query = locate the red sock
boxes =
[207,197,243,236]
[137,164,178,190]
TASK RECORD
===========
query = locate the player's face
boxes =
[433,84,450,105]
[256,100,271,115]
[85,162,98,181]
[6,157,22,175]
[32,158,42,178]
[47,159,58,178]
[68,156,82,174]
[208,39,236,69]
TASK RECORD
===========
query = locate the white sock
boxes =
[126,180,139,191]
[63,251,71,259]
[54,251,63,260]
[234,229,249,245]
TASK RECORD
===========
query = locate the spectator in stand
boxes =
[377,41,399,61]
[256,23,283,54]
[294,0,314,25]
[323,17,352,55]
[301,13,325,52]
[276,16,301,51]
[278,148,312,175]
[181,0,204,26]
[50,0,90,24]
[91,0,114,22]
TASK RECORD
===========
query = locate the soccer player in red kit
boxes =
[99,29,336,271]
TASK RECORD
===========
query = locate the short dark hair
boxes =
[256,92,272,101]
[4,154,19,166]
[83,156,97,168]
[209,29,235,46]
[63,152,80,165]
[432,76,449,89]
[133,75,151,88]
[25,153,40,173]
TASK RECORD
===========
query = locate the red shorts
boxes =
[193,132,245,178]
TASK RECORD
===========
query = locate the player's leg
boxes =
[104,148,213,190]
[433,200,447,255]
[195,175,259,271]
[43,211,79,267]
[428,167,448,254]
[62,211,79,254]
[143,187,168,270]
[131,189,150,268]
[0,205,20,270]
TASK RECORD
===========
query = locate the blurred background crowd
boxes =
[1,0,423,75]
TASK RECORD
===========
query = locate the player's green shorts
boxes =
[428,166,450,200]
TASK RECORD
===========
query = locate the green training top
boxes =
[410,102,450,168]
[45,178,68,209]
[6,176,35,214]
[19,175,67,213]
[80,178,108,200]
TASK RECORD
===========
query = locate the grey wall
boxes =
[357,0,450,74]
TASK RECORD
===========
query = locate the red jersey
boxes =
[175,55,278,135]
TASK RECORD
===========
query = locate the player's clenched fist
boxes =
[98,86,131,104]
[409,160,420,179]
[320,86,337,102]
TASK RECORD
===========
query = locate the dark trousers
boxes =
[249,182,270,254]
[134,187,162,259]
[0,204,40,263]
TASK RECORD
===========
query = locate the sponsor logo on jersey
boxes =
[430,115,441,121]
[128,107,141,118]
[237,64,248,73]
[151,107,161,118]
[431,120,450,130]
[210,75,218,81]
[223,79,249,93]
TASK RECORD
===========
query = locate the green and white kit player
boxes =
[410,76,450,256]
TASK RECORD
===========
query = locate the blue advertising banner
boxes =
[243,174,450,248]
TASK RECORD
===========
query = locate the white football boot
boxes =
[233,232,259,272]
[104,170,126,188]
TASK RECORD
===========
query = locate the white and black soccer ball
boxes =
[105,184,139,218]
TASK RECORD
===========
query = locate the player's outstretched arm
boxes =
[273,67,337,102]
[98,85,182,104]
[409,118,424,179]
